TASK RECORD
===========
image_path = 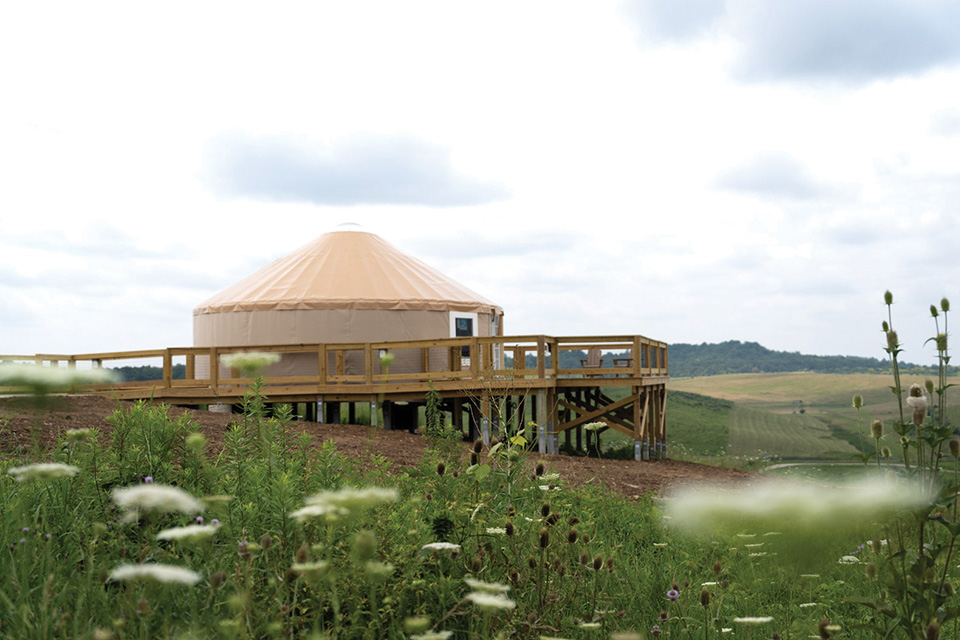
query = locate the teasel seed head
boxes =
[593,554,603,571]
[546,513,561,526]
[471,557,482,572]
[943,298,951,312]
[925,379,935,394]
[209,571,227,590]
[606,556,614,572]
[852,394,863,409]
[535,462,545,476]
[470,452,479,466]
[882,320,889,332]
[505,521,515,536]
[582,533,590,544]
[931,305,939,318]
[871,538,883,554]
[936,333,948,351]
[887,330,899,350]
[884,291,893,305]
[713,561,722,575]
[864,562,877,579]
[871,420,883,439]
[136,598,150,616]
[568,529,579,544]
[539,527,550,549]
[579,551,589,565]
[528,557,537,570]
[950,438,960,458]
[436,462,445,476]
[700,589,710,607]
[568,516,580,525]
[259,534,273,551]
[818,620,831,639]
[926,621,941,640]
[541,502,551,518]
[473,439,483,453]
[295,545,309,563]
[882,446,891,458]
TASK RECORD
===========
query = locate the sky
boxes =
[2,0,959,364]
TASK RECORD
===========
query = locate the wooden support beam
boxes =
[556,393,638,432]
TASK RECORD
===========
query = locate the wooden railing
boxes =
[1,335,667,394]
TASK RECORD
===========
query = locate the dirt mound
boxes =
[0,395,754,497]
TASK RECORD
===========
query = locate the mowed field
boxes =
[665,372,960,463]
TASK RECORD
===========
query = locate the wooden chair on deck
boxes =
[580,348,603,377]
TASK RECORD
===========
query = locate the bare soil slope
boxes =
[1,395,754,497]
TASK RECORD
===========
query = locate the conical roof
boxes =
[194,230,501,315]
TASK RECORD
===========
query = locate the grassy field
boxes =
[665,372,960,465]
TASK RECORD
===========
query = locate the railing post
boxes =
[536,337,545,380]
[364,343,373,384]
[163,349,173,388]
[318,344,327,385]
[210,348,219,388]
[186,354,195,381]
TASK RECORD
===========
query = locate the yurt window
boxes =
[451,312,478,357]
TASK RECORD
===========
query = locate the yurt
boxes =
[193,226,504,378]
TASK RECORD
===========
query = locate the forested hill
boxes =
[668,340,947,378]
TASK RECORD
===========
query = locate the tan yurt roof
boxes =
[194,229,502,316]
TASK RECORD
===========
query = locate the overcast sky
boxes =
[2,0,958,364]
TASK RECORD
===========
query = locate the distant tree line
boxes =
[110,365,186,382]
[666,340,955,378]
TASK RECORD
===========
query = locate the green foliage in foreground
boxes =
[2,376,960,640]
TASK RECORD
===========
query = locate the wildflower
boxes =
[733,617,774,624]
[659,610,668,622]
[421,542,461,554]
[653,542,668,548]
[0,363,115,394]
[136,598,150,616]
[156,524,219,543]
[107,563,202,585]
[403,617,432,634]
[465,577,511,594]
[7,463,80,483]
[539,485,560,491]
[221,351,281,375]
[799,602,818,608]
[584,422,605,432]
[666,588,680,601]
[485,527,506,535]
[290,486,398,522]
[466,591,516,611]
[838,556,860,564]
[651,625,662,636]
[111,484,204,521]
[379,352,395,368]
[578,622,601,629]
[64,428,94,444]
[410,633,452,640]
[290,561,329,579]
[364,561,394,579]
[144,476,153,483]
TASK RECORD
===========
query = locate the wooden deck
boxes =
[2,334,669,460]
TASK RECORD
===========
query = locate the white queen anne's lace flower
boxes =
[107,563,201,585]
[466,591,516,611]
[156,524,219,542]
[112,484,205,521]
[7,463,80,482]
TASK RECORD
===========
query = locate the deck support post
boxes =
[348,403,356,425]
[547,391,558,454]
[642,439,650,461]
[316,398,324,424]
[480,394,491,447]
[536,390,547,454]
